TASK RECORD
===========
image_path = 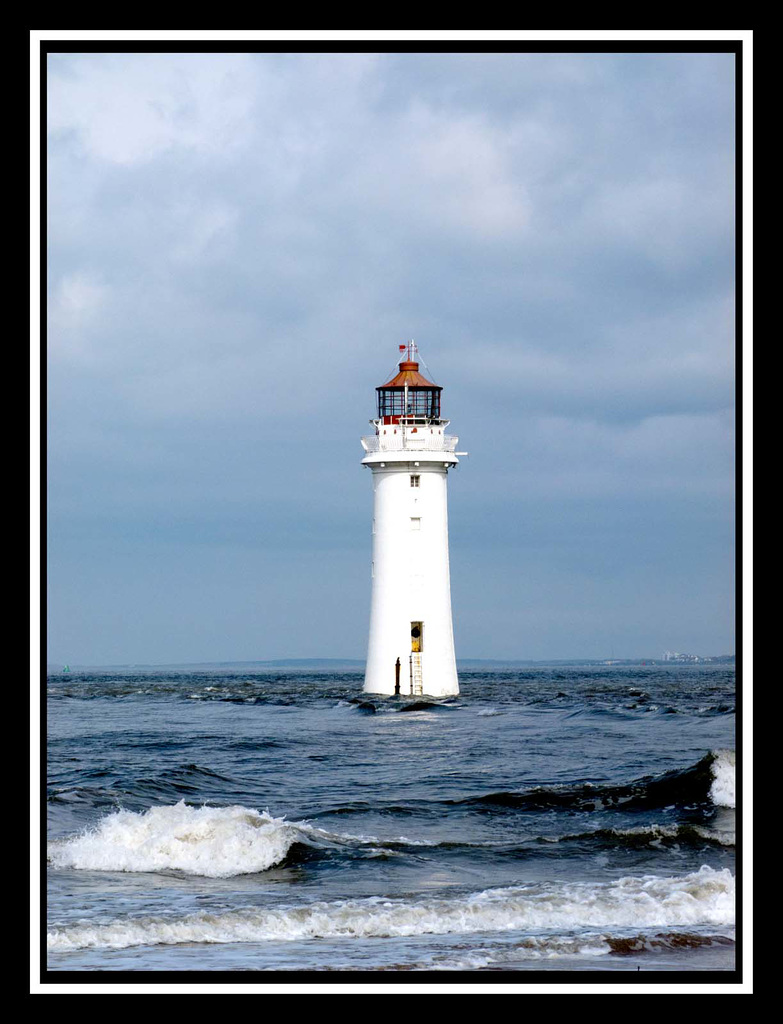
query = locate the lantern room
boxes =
[376,343,443,425]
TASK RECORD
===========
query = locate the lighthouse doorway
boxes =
[410,623,424,695]
[411,622,423,652]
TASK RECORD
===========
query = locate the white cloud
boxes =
[48,53,260,164]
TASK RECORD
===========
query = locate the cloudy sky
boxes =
[45,50,736,665]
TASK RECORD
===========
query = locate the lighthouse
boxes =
[360,343,464,697]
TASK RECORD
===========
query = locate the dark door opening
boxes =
[411,622,423,653]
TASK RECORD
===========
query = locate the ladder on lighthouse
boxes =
[410,653,423,695]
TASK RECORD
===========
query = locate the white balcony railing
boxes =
[361,433,458,453]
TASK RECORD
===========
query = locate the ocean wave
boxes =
[46,801,430,876]
[311,821,735,857]
[46,750,736,879]
[49,804,734,879]
[47,801,303,878]
[302,750,736,827]
[47,762,246,811]
[270,820,737,864]
[454,751,735,813]
[553,822,735,849]
[47,865,734,952]
[425,931,735,970]
[709,749,735,808]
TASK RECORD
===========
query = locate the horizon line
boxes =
[47,654,736,670]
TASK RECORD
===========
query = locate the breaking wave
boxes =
[48,750,735,880]
[454,751,735,813]
[47,802,304,878]
[709,750,735,807]
[48,865,734,952]
[46,802,439,876]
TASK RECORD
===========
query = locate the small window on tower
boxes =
[410,517,421,530]
[410,474,420,487]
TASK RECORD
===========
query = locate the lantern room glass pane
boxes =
[377,387,441,419]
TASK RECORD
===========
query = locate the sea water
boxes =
[45,665,737,976]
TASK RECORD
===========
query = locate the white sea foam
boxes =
[47,801,300,878]
[595,823,734,847]
[429,936,617,969]
[47,865,734,952]
[710,750,735,808]
[428,930,735,970]
[47,802,444,879]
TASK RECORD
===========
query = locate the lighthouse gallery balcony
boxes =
[360,429,458,453]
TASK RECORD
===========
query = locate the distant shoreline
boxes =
[47,655,736,672]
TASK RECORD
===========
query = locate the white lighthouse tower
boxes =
[361,343,464,697]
